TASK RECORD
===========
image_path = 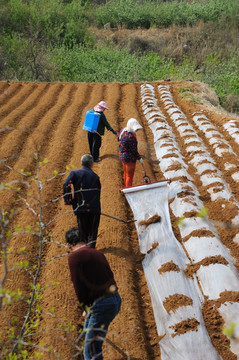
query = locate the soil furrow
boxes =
[0,82,38,122]
[0,83,51,160]
[0,83,77,216]
[0,84,65,187]
[0,81,23,107]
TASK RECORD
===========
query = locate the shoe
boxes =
[94,158,101,162]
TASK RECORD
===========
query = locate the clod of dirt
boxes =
[170,318,200,337]
[184,255,229,278]
[158,260,180,274]
[139,214,161,228]
[147,242,159,254]
[163,293,193,314]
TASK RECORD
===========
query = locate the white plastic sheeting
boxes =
[218,303,239,355]
[125,82,239,359]
[122,182,221,360]
[192,113,239,182]
[157,85,239,203]
[223,120,239,145]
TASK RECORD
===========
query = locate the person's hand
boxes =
[112,130,117,135]
[82,310,86,317]
[139,158,143,164]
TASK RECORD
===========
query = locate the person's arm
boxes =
[68,256,89,307]
[101,113,117,134]
[63,171,74,194]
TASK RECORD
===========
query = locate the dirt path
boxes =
[0,81,239,360]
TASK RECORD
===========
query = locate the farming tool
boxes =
[101,212,135,223]
[141,162,151,184]
[63,184,134,223]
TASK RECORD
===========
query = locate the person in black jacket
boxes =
[88,101,117,162]
[63,154,101,248]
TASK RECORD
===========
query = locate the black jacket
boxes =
[63,167,101,214]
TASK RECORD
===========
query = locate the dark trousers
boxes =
[76,213,100,248]
[88,132,102,161]
[84,292,121,360]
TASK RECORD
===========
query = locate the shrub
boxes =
[224,94,239,113]
[0,0,90,47]
[0,32,58,81]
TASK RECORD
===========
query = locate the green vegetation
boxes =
[0,0,238,112]
[94,0,239,28]
[54,46,176,82]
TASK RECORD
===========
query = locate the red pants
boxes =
[123,161,136,188]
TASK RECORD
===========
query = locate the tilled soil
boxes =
[0,80,239,360]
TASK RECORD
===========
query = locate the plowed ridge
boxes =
[0,81,239,360]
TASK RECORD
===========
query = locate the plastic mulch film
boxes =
[137,83,239,358]
[122,182,222,360]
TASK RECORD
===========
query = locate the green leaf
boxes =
[222,322,237,338]
[175,216,185,228]
[197,206,209,218]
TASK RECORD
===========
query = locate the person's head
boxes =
[81,154,94,168]
[126,118,143,133]
[94,101,109,113]
[65,227,86,246]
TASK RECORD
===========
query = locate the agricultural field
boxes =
[0,80,239,360]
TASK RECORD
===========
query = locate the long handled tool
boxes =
[101,212,135,223]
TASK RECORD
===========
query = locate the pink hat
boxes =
[94,101,109,112]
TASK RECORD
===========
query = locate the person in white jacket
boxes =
[118,118,143,187]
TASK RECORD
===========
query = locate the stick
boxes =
[104,337,129,358]
[101,212,135,223]
[94,131,102,137]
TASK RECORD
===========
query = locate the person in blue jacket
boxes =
[63,154,101,248]
[88,101,117,162]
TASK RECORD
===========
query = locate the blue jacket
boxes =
[63,167,101,214]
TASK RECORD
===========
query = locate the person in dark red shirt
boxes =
[118,118,144,187]
[65,227,121,360]
[63,154,101,248]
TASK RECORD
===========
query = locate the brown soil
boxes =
[163,294,193,314]
[170,318,200,337]
[158,261,180,275]
[0,80,239,360]
[139,214,161,228]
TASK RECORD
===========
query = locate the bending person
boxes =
[66,227,121,360]
[118,118,143,188]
